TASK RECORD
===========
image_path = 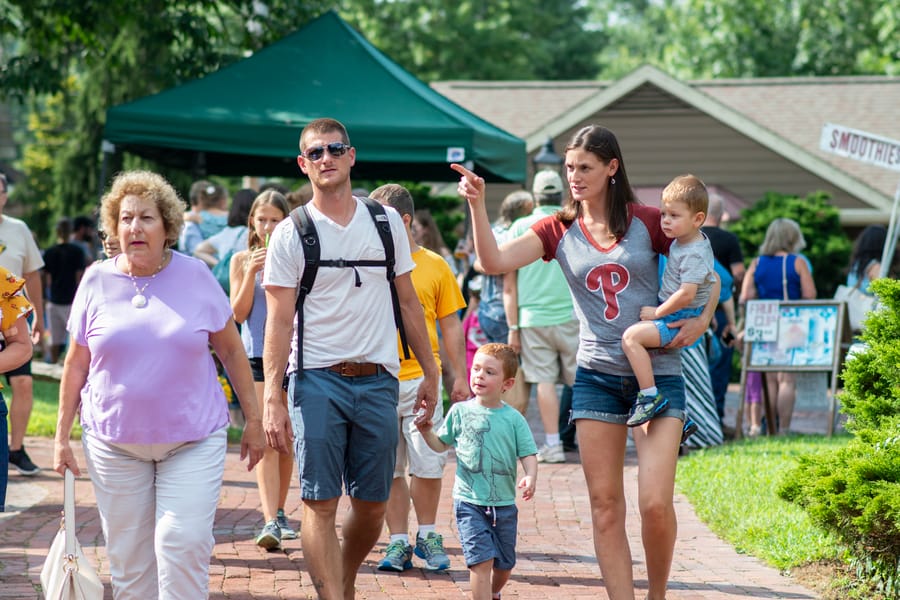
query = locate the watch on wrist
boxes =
[508,324,519,331]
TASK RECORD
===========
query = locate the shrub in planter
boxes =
[779,278,900,595]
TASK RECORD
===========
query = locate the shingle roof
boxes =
[696,76,900,200]
[432,80,610,142]
[433,69,900,202]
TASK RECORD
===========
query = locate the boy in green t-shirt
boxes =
[417,343,538,600]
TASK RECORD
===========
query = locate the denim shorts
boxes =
[288,368,399,502]
[455,499,518,570]
[571,367,686,425]
[653,306,703,347]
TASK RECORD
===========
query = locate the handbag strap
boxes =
[781,255,789,301]
[64,468,76,556]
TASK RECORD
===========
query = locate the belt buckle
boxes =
[340,362,359,377]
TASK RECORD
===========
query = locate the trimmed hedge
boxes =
[779,278,900,597]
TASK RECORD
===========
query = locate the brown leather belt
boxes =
[326,362,385,377]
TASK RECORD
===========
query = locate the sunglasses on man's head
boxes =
[302,142,350,162]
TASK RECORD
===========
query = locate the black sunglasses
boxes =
[302,142,350,162]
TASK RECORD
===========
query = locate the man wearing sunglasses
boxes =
[262,118,439,599]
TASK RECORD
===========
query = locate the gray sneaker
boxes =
[255,519,281,551]
[276,509,297,540]
[378,539,413,572]
[536,442,565,464]
[414,532,450,570]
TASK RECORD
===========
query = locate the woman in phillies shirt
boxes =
[452,124,718,600]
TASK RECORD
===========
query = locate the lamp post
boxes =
[532,137,563,184]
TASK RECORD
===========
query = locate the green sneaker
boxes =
[626,392,669,427]
[414,532,450,571]
[378,539,412,572]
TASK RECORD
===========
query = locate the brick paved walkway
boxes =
[1,426,820,599]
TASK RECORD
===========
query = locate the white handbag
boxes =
[40,469,104,600]
[833,282,876,332]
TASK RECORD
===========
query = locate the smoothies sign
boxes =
[819,123,900,172]
[820,122,900,280]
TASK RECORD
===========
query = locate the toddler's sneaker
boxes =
[255,519,281,551]
[681,417,699,445]
[626,392,669,427]
[415,532,450,571]
[276,509,297,540]
[536,442,565,464]
[378,539,413,572]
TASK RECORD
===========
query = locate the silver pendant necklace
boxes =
[127,252,167,308]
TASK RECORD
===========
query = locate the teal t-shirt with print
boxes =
[438,400,538,507]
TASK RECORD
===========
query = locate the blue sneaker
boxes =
[681,417,699,445]
[378,540,413,572]
[626,392,669,427]
[414,532,450,571]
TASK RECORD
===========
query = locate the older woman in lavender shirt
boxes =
[53,170,264,599]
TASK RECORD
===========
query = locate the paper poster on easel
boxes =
[749,303,839,368]
[738,300,847,436]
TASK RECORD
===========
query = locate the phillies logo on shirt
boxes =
[586,263,628,320]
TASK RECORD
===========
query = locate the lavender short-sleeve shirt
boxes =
[68,252,233,444]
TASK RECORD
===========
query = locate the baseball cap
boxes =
[532,170,564,195]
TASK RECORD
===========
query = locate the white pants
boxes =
[393,377,447,479]
[82,428,227,600]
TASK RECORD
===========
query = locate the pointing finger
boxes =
[450,163,474,179]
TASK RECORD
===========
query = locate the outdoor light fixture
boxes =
[532,137,563,174]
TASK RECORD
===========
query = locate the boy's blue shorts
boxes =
[653,306,703,347]
[455,499,518,570]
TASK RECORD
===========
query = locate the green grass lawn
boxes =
[676,434,850,570]
[23,379,76,438]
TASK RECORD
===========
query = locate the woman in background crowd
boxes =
[739,218,816,435]
[193,188,257,268]
[846,224,888,297]
[180,181,230,254]
[229,190,296,550]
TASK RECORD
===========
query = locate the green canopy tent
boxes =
[103,11,525,183]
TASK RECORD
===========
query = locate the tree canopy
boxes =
[592,0,900,78]
[1,0,898,241]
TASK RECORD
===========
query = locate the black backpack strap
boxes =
[290,205,320,377]
[289,199,411,378]
[361,198,410,360]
